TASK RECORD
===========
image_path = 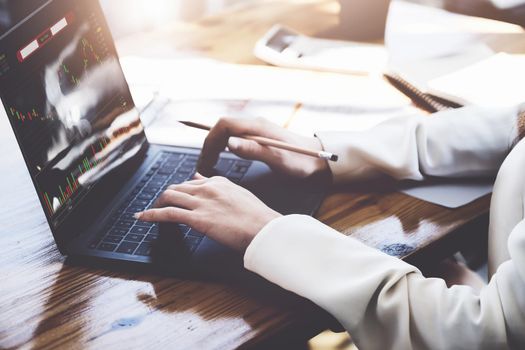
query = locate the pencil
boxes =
[178,120,339,162]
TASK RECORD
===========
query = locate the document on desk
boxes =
[138,96,418,148]
[120,56,411,109]
[427,53,525,107]
[140,98,301,148]
[120,56,413,147]
[399,179,493,209]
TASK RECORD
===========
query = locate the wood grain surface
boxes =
[1,1,523,349]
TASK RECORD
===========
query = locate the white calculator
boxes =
[254,25,388,75]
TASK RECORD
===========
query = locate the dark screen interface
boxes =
[0,0,48,36]
[0,0,146,228]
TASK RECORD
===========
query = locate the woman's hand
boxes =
[197,117,331,179]
[135,175,282,251]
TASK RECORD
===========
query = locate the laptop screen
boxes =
[0,0,146,230]
[0,0,48,36]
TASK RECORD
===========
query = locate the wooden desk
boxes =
[1,1,524,349]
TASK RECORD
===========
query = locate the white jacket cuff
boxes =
[315,106,521,184]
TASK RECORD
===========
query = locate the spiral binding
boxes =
[384,73,462,113]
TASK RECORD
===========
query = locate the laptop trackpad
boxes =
[191,237,245,277]
[148,223,244,276]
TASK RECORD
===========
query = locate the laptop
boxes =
[0,0,326,276]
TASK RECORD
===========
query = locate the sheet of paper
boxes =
[144,98,298,148]
[399,179,493,208]
[122,55,413,148]
[144,97,420,147]
[388,43,494,93]
[287,104,420,136]
[428,53,525,107]
[120,56,411,109]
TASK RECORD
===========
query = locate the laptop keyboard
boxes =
[88,151,251,256]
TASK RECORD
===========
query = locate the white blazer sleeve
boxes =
[315,105,522,183]
[245,214,525,350]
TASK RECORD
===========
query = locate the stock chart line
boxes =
[60,63,80,86]
[81,37,102,68]
[40,107,140,217]
[59,36,104,87]
[9,105,58,123]
[42,136,110,216]
[9,106,38,122]
[13,31,107,124]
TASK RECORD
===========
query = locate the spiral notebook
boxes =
[386,53,525,112]
[383,73,462,113]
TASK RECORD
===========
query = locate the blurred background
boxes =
[100,0,443,38]
[98,0,525,39]
[99,0,247,38]
[0,0,251,36]
[3,0,521,40]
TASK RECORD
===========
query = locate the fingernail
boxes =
[134,212,143,220]
[228,138,240,149]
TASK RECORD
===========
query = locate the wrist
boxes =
[244,210,282,251]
